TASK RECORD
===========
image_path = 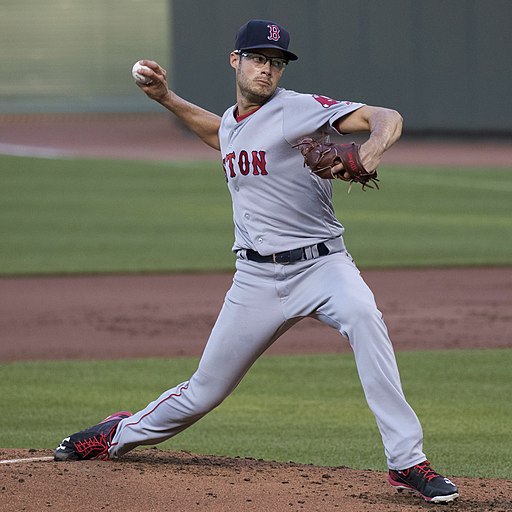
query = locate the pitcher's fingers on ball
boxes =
[139,60,167,77]
[131,61,153,85]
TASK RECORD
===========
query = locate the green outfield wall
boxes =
[1,0,511,135]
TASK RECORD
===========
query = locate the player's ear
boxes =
[230,52,240,70]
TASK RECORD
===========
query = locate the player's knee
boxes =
[192,390,225,416]
[186,371,233,416]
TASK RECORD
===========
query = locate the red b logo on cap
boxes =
[267,24,280,41]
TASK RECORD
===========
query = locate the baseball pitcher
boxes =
[55,19,458,504]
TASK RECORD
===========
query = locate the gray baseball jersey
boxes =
[219,88,364,255]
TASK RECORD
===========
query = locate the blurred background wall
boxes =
[1,0,511,136]
[0,0,170,112]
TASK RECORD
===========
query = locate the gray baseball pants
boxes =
[110,249,425,470]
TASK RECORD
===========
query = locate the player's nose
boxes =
[260,61,272,73]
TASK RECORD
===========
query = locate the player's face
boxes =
[231,49,286,105]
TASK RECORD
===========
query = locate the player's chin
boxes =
[246,88,274,105]
[260,84,279,98]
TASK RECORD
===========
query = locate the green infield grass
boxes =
[1,155,511,274]
[1,350,510,479]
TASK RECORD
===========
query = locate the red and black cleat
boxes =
[54,411,132,461]
[388,460,459,503]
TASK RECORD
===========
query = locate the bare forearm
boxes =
[159,90,221,150]
[334,105,403,173]
[364,107,403,159]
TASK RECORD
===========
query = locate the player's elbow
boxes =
[387,109,403,135]
[380,108,403,142]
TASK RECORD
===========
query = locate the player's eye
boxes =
[252,55,267,66]
[270,59,287,70]
[240,52,288,71]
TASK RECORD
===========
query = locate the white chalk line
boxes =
[0,456,54,465]
[0,142,75,159]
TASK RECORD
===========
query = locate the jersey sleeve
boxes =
[281,90,365,143]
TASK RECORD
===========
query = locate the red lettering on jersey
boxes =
[223,150,268,179]
[313,94,341,108]
[239,150,250,175]
[251,150,268,175]
[267,24,280,42]
[223,152,236,178]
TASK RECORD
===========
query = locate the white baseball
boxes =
[131,61,152,85]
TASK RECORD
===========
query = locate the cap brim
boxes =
[239,44,298,61]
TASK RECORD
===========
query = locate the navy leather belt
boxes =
[245,242,329,264]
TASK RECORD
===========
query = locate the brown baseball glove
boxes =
[293,137,379,190]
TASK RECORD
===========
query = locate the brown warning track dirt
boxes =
[1,114,511,511]
[1,113,512,167]
[1,267,511,362]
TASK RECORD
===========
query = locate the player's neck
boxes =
[236,99,263,117]
[235,90,272,117]
[234,105,261,122]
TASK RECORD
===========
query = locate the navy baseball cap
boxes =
[235,19,298,61]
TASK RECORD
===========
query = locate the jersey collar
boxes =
[234,106,262,123]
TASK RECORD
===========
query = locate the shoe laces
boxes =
[74,432,110,460]
[414,460,439,482]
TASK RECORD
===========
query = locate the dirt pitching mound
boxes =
[1,449,511,512]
